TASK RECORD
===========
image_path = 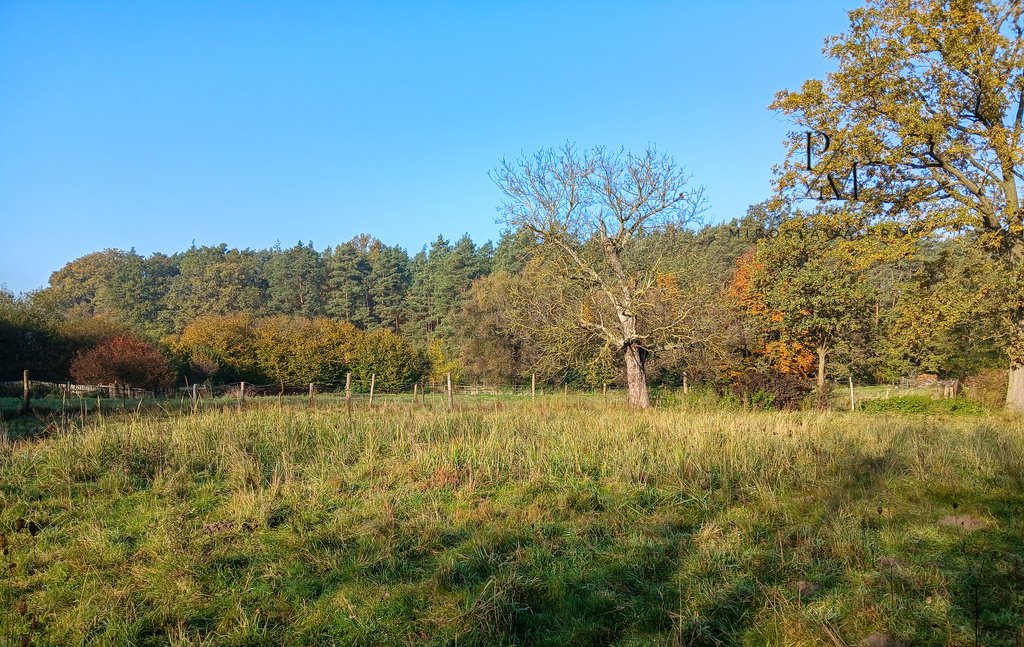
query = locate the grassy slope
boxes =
[0,398,1022,646]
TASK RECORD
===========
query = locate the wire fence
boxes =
[2,375,622,405]
[0,380,155,399]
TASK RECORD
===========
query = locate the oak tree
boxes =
[771,0,1024,407]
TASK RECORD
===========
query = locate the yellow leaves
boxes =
[172,314,361,384]
[655,273,678,294]
[774,0,1024,256]
[426,340,461,383]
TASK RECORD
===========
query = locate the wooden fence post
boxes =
[239,381,246,406]
[531,373,536,402]
[345,372,352,417]
[603,383,607,404]
[369,373,376,406]
[308,382,315,407]
[413,382,418,405]
[849,376,855,411]
[446,372,453,411]
[20,369,30,414]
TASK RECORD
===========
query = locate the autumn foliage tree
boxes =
[730,214,877,398]
[170,314,262,383]
[454,271,536,385]
[70,335,174,392]
[730,252,818,378]
[771,0,1024,408]
[252,316,357,385]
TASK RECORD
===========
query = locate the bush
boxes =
[252,317,357,385]
[172,315,360,386]
[859,395,987,415]
[349,328,425,392]
[964,368,1007,408]
[171,314,261,383]
[730,369,812,410]
[70,335,175,391]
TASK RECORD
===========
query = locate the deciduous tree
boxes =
[730,214,877,398]
[492,144,709,408]
[771,0,1024,407]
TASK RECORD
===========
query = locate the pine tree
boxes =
[324,238,373,327]
[267,241,325,317]
[367,244,411,332]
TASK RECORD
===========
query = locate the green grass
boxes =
[859,395,989,415]
[0,398,1022,645]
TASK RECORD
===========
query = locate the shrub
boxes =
[730,369,812,410]
[252,316,357,385]
[171,314,260,383]
[349,328,426,392]
[964,369,1007,408]
[70,335,175,391]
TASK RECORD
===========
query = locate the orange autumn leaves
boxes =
[730,250,816,378]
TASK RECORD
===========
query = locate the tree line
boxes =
[0,202,1006,404]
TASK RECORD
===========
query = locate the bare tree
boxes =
[491,143,709,408]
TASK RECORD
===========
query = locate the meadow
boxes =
[0,394,1022,646]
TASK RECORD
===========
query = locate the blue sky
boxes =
[0,1,854,294]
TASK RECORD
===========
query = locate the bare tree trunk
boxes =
[1005,250,1024,410]
[1008,363,1024,411]
[623,344,650,409]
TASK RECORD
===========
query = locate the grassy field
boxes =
[0,396,1022,645]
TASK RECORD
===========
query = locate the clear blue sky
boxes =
[0,1,854,294]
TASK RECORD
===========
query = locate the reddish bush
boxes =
[70,335,174,391]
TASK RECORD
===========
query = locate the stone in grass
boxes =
[793,580,820,600]
[938,515,992,531]
[859,632,904,647]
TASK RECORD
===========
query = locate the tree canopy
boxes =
[771,0,1024,407]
